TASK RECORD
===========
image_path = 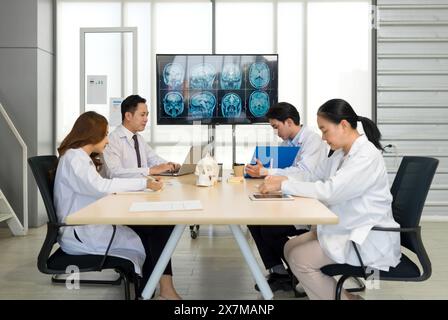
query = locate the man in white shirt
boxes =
[245,102,327,294]
[102,94,182,299]
[103,94,180,178]
[245,102,326,180]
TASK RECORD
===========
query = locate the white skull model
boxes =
[195,153,219,187]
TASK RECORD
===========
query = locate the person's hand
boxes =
[147,177,164,191]
[258,175,288,194]
[168,162,181,172]
[266,175,289,184]
[149,163,176,175]
[245,159,268,178]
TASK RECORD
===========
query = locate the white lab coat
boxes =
[268,125,327,179]
[53,148,148,275]
[103,125,166,178]
[281,135,401,271]
[267,125,327,230]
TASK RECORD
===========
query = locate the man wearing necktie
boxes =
[132,134,142,168]
[103,95,180,178]
[102,94,181,300]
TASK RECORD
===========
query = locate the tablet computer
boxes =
[249,193,294,201]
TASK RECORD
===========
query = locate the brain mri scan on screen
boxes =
[157,54,277,124]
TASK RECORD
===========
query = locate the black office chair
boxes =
[28,155,140,300]
[320,156,438,300]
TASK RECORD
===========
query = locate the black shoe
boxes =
[291,275,307,298]
[254,273,293,292]
[293,285,307,298]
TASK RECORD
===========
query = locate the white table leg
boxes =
[229,225,274,300]
[141,224,186,300]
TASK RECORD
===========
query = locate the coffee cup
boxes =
[232,163,245,177]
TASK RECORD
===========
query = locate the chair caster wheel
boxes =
[190,225,199,239]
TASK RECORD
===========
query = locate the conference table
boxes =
[65,172,338,300]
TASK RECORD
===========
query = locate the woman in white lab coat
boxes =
[53,111,181,300]
[259,99,401,300]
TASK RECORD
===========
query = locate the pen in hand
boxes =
[147,176,163,191]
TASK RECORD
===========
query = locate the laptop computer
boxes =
[158,147,197,176]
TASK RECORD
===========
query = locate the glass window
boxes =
[307,1,372,131]
[57,0,372,166]
[216,1,276,165]
[151,1,212,158]
[216,1,274,54]
[278,0,304,121]
[56,1,121,143]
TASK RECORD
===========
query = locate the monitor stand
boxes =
[208,124,216,157]
[206,124,236,166]
[232,124,236,165]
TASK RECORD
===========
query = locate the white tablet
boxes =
[249,193,294,201]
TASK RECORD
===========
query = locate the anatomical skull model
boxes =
[195,153,219,187]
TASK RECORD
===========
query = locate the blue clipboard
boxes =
[245,146,300,178]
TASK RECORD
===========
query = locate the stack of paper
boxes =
[227,176,244,184]
[129,200,203,212]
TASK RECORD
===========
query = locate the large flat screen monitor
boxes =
[156,54,278,125]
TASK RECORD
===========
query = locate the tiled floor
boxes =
[0,222,447,300]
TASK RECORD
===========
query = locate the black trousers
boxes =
[248,225,308,271]
[129,225,174,288]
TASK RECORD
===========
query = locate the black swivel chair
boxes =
[28,155,140,300]
[321,156,438,300]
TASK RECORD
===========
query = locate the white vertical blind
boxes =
[377,0,448,217]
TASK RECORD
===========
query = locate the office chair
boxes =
[28,155,140,300]
[320,156,438,300]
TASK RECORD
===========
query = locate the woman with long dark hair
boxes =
[53,111,180,299]
[259,99,401,300]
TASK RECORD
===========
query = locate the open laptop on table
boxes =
[157,147,196,176]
